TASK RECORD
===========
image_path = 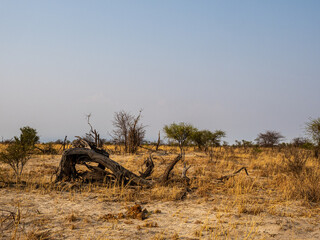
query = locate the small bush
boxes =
[0,126,39,182]
[282,148,310,176]
[282,170,320,203]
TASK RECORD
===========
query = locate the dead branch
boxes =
[181,162,191,179]
[216,167,249,181]
[156,131,161,151]
[86,114,102,147]
[161,154,182,183]
[63,136,68,150]
[139,154,154,179]
[0,209,18,230]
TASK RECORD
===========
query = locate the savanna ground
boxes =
[1,144,320,240]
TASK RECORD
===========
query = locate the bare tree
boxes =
[112,111,131,152]
[112,110,146,153]
[85,114,102,147]
[255,130,284,147]
[127,111,146,153]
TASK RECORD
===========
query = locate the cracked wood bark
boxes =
[55,138,184,187]
[55,148,152,186]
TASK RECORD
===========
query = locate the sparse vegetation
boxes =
[0,126,39,182]
[1,143,320,239]
[1,118,320,239]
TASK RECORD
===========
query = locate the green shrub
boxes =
[0,126,39,182]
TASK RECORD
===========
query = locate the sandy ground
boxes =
[1,151,320,239]
[1,187,320,239]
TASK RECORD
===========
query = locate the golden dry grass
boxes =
[0,144,320,239]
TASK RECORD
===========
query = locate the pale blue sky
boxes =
[1,1,320,143]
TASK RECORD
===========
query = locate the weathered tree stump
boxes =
[55,148,152,186]
[55,139,184,188]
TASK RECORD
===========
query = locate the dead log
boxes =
[55,138,186,188]
[55,148,152,186]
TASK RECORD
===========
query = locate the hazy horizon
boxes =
[1,1,320,144]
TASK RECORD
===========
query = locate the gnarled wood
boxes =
[55,138,186,189]
[55,148,152,186]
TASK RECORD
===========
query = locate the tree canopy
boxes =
[255,130,284,147]
[305,117,320,147]
[163,122,196,154]
[191,129,226,150]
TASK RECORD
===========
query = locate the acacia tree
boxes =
[255,130,284,147]
[191,130,210,151]
[191,130,226,151]
[202,130,226,162]
[305,117,320,157]
[112,110,146,153]
[207,130,226,147]
[0,126,39,182]
[163,122,196,156]
[306,118,320,146]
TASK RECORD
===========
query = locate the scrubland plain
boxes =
[0,145,320,239]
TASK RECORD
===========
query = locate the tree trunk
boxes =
[55,138,186,188]
[55,148,151,186]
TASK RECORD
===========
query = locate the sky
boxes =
[1,1,320,144]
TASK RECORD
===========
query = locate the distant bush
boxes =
[38,142,58,155]
[255,130,284,147]
[54,139,64,144]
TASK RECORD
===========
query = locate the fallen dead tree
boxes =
[55,138,183,187]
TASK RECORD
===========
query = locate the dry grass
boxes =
[0,144,320,239]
